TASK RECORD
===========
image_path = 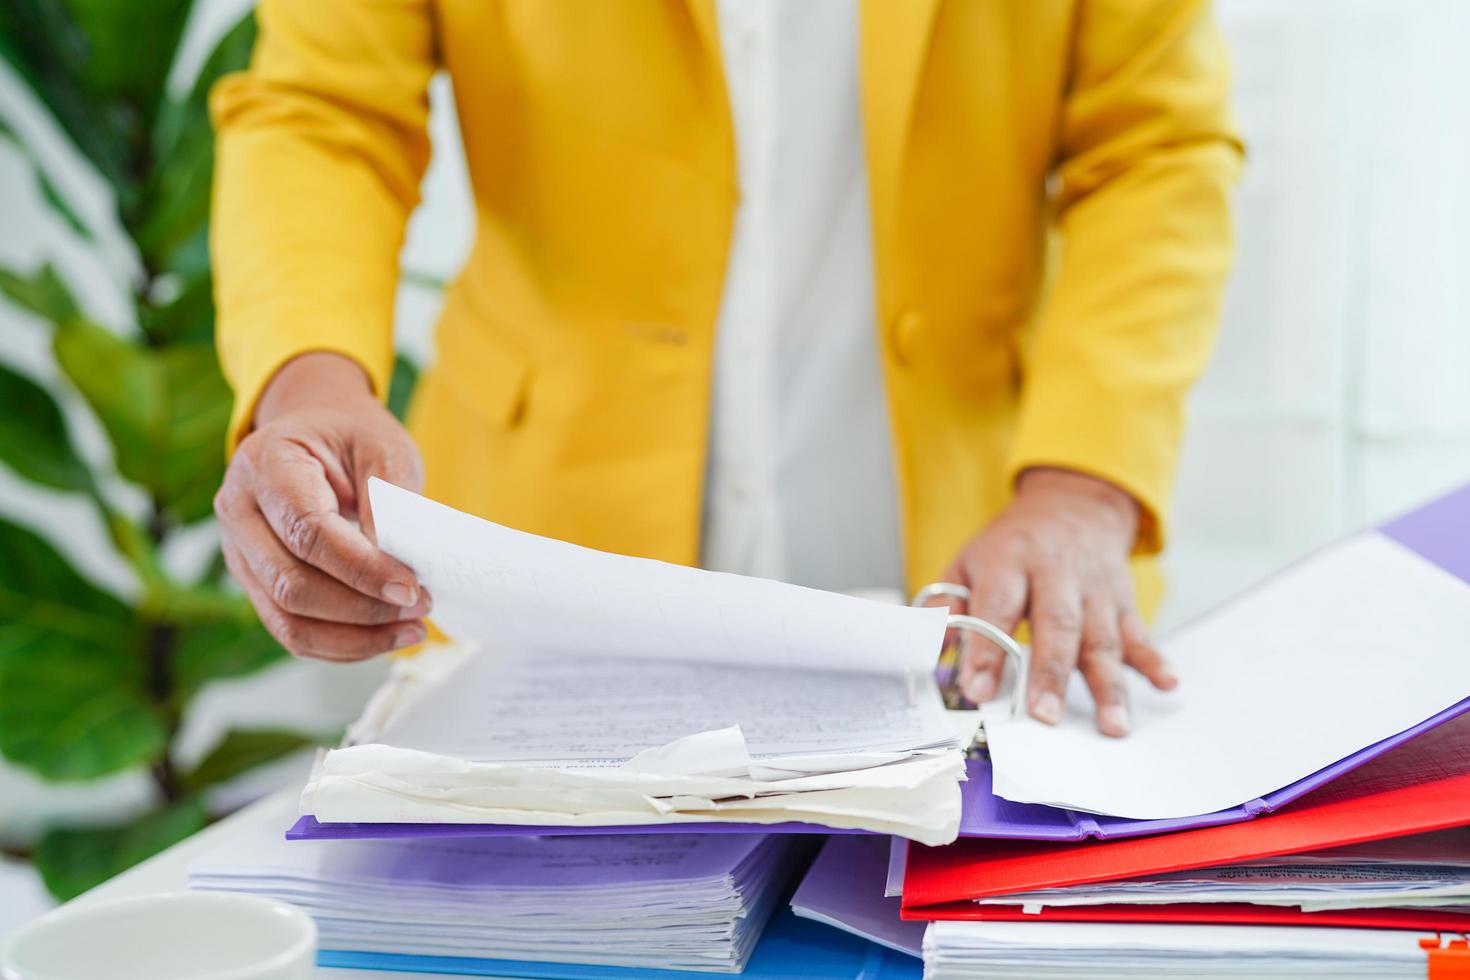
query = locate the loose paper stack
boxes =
[300,481,970,845]
[920,921,1430,979]
[903,484,1470,978]
[904,689,1470,927]
[979,531,1470,822]
[190,818,804,972]
[971,829,1470,914]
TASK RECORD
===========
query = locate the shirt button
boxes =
[890,310,926,366]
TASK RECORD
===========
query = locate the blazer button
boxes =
[890,310,925,366]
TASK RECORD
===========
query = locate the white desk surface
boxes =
[67,787,499,980]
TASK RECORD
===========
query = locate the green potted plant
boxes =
[0,1,415,900]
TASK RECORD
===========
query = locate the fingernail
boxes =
[1099,704,1131,737]
[1033,692,1063,725]
[382,582,417,606]
[393,624,426,649]
[966,674,997,704]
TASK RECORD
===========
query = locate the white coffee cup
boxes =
[1,891,316,980]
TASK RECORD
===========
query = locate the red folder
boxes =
[902,711,1470,916]
[915,902,1470,933]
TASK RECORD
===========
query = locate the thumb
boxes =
[353,430,425,545]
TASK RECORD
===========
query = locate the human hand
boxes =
[936,467,1177,736]
[215,351,430,661]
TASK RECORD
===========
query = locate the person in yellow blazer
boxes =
[210,0,1241,737]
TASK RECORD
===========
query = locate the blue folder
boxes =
[316,910,920,980]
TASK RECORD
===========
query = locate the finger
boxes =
[251,441,421,606]
[1025,572,1083,725]
[355,437,425,544]
[926,560,972,658]
[1078,598,1130,737]
[223,541,426,661]
[1121,608,1178,691]
[230,499,431,625]
[958,567,1027,705]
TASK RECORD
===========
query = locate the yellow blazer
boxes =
[211,0,1241,609]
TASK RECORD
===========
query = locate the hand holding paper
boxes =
[216,355,431,660]
[301,482,969,843]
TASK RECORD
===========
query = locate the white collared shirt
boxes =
[701,0,905,594]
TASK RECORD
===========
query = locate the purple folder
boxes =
[289,483,1470,844]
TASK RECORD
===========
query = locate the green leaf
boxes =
[183,728,321,793]
[0,360,93,491]
[141,272,214,344]
[172,615,286,703]
[152,582,253,624]
[36,168,91,239]
[138,13,256,270]
[388,353,420,421]
[0,118,91,239]
[53,320,230,524]
[35,799,206,900]
[0,2,134,196]
[157,343,230,522]
[0,263,80,323]
[100,505,168,595]
[63,0,193,119]
[0,518,162,781]
[53,317,157,468]
[0,635,165,781]
[0,516,132,649]
[162,225,211,282]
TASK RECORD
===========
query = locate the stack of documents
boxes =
[300,481,970,845]
[970,829,1470,914]
[978,524,1470,823]
[920,921,1433,979]
[874,484,1470,979]
[191,817,804,972]
[903,676,1470,931]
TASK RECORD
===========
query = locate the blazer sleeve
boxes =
[1005,0,1244,553]
[209,0,436,451]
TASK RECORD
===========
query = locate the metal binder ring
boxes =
[945,615,1027,719]
[912,581,1028,719]
[910,581,972,608]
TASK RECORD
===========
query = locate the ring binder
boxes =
[911,582,1027,720]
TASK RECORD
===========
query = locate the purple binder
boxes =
[288,483,1470,844]
[288,695,1470,843]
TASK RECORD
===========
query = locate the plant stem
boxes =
[146,618,182,804]
[0,844,35,866]
[144,485,183,804]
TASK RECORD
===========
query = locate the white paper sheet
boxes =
[302,747,966,844]
[923,920,1429,980]
[977,862,1470,911]
[303,641,969,844]
[372,649,957,765]
[984,532,1470,819]
[369,479,947,674]
[886,835,909,898]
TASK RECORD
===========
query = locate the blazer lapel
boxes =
[684,0,721,62]
[859,0,941,244]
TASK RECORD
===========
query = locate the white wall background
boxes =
[1162,0,1470,621]
[2,0,1468,930]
